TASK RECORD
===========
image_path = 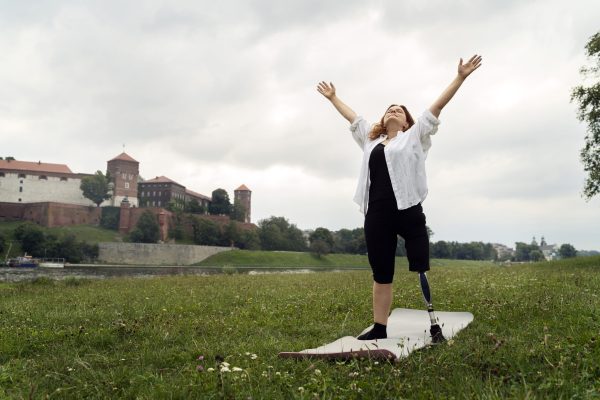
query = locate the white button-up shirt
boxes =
[349,109,440,214]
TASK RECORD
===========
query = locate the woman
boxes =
[317,55,482,341]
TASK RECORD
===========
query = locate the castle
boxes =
[0,152,251,226]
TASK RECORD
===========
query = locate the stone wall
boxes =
[98,242,232,265]
[0,202,101,227]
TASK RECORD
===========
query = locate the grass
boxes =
[197,249,494,269]
[1,256,599,398]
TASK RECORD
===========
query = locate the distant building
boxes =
[539,236,559,260]
[138,176,211,210]
[105,153,140,207]
[234,184,252,223]
[0,158,95,206]
[492,243,514,260]
[1,153,251,223]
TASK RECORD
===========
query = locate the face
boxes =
[383,105,408,130]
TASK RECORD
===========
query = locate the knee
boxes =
[373,271,394,284]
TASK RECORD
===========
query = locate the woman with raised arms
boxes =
[317,55,482,341]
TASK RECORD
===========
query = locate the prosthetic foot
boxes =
[419,272,446,343]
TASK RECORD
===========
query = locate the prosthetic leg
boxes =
[419,272,446,343]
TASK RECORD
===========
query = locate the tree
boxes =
[223,221,240,247]
[129,211,160,243]
[529,249,545,262]
[186,199,206,214]
[257,216,307,251]
[100,206,120,230]
[238,229,261,250]
[514,242,541,262]
[231,202,247,222]
[431,241,451,259]
[209,189,231,215]
[559,243,577,258]
[14,222,45,256]
[191,217,222,246]
[80,170,112,207]
[310,240,331,258]
[309,228,334,249]
[571,31,600,199]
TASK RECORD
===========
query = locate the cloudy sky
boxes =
[2,1,599,250]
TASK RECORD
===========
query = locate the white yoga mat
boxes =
[279,308,474,361]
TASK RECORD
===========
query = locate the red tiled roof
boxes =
[109,152,138,163]
[0,159,73,174]
[235,184,251,191]
[185,189,211,201]
[142,176,181,185]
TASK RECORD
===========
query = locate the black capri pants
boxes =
[364,200,430,284]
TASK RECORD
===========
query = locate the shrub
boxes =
[100,207,120,230]
[130,211,160,243]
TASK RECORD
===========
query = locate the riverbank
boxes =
[0,264,369,283]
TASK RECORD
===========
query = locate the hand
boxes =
[317,81,336,100]
[457,55,482,79]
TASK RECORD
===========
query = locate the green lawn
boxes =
[197,249,494,269]
[1,256,599,398]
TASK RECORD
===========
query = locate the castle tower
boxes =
[106,152,139,207]
[234,184,251,223]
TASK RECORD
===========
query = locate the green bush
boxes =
[100,207,120,230]
[129,211,160,243]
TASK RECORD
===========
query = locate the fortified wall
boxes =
[0,202,101,227]
[98,242,231,265]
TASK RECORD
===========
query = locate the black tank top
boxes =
[368,143,397,207]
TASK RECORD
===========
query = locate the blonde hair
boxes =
[368,104,415,140]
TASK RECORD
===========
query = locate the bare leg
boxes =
[357,281,392,340]
[419,272,446,343]
[373,282,393,325]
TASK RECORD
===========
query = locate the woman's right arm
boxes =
[317,81,357,124]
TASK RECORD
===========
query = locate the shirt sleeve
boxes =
[349,116,370,149]
[414,109,440,153]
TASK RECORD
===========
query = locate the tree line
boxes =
[126,211,583,261]
[2,223,99,263]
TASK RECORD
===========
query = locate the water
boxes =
[0,266,219,282]
[0,265,366,282]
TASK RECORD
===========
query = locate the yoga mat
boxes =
[279,308,473,361]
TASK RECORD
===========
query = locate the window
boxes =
[39,175,47,180]
[125,182,130,189]
[60,177,67,182]
[19,187,23,192]
[18,173,26,178]
[0,172,4,177]
[18,198,22,202]
[158,200,161,207]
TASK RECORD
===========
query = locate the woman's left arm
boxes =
[429,54,482,118]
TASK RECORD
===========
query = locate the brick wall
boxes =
[0,202,101,227]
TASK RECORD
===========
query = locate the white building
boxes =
[0,159,95,206]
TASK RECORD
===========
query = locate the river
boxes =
[0,265,367,282]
